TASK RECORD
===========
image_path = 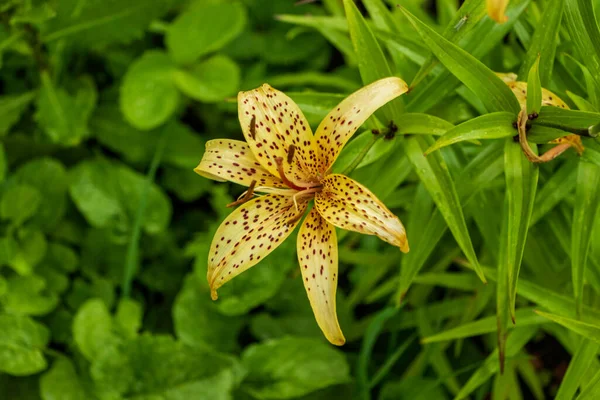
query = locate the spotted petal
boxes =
[208,194,308,299]
[505,81,569,109]
[238,84,317,186]
[297,208,344,346]
[195,139,285,188]
[315,174,409,252]
[313,77,408,173]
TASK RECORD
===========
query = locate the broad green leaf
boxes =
[0,314,50,376]
[0,92,35,136]
[120,51,180,130]
[42,0,175,46]
[2,275,59,316]
[241,337,350,399]
[504,139,539,321]
[536,311,600,344]
[72,298,118,361]
[115,298,142,339]
[526,56,542,115]
[380,377,448,400]
[405,136,485,283]
[91,334,239,400]
[425,112,515,154]
[166,1,247,65]
[13,158,68,232]
[572,160,600,316]
[173,55,240,102]
[399,7,520,114]
[40,358,87,400]
[533,106,600,137]
[517,0,564,86]
[343,0,403,122]
[556,338,600,400]
[7,229,48,275]
[0,184,41,226]
[173,274,244,353]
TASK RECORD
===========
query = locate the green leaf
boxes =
[425,112,515,154]
[530,159,577,225]
[533,106,600,137]
[69,158,171,234]
[35,73,97,145]
[0,184,41,226]
[380,377,449,400]
[526,56,542,115]
[2,275,59,316]
[43,0,176,47]
[120,51,180,130]
[91,334,239,399]
[563,0,600,88]
[73,299,119,361]
[405,136,485,283]
[0,314,50,376]
[241,337,350,399]
[399,7,520,114]
[579,369,600,399]
[572,160,600,316]
[343,0,403,121]
[517,0,564,86]
[555,338,600,400]
[0,144,5,183]
[40,358,87,400]
[166,1,247,65]
[115,298,142,339]
[536,311,600,344]
[504,139,539,321]
[0,92,35,136]
[173,274,244,353]
[173,55,240,102]
[13,158,68,232]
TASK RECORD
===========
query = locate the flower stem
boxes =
[122,128,168,298]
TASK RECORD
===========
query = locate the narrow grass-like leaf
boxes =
[530,159,577,225]
[369,334,417,388]
[534,106,600,137]
[396,113,455,135]
[578,369,600,399]
[455,327,538,400]
[504,139,539,322]
[572,160,600,316]
[526,125,571,143]
[526,56,542,115]
[496,201,510,372]
[425,112,515,154]
[344,0,403,121]
[556,338,600,400]
[563,0,600,88]
[405,136,485,283]
[399,7,520,114]
[535,311,600,344]
[422,308,545,343]
[517,0,564,85]
[568,91,598,112]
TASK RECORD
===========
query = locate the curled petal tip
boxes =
[210,288,218,301]
[399,239,409,254]
[329,336,346,346]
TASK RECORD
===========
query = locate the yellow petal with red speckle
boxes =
[208,194,308,299]
[297,208,345,346]
[194,139,286,188]
[505,81,570,109]
[313,77,408,173]
[315,174,409,252]
[487,0,509,23]
[238,84,317,187]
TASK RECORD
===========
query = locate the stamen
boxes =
[227,180,257,207]
[249,115,256,139]
[275,157,306,191]
[287,144,296,164]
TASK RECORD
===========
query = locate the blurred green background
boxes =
[1,0,600,399]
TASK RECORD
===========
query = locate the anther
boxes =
[287,144,296,164]
[249,115,256,139]
[227,180,257,207]
[371,129,380,135]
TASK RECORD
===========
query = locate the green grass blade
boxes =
[530,159,577,225]
[536,310,600,344]
[504,139,539,322]
[425,112,515,154]
[556,338,600,400]
[517,0,564,86]
[572,160,600,316]
[526,56,542,115]
[533,106,600,137]
[405,136,485,283]
[399,7,520,114]
[563,0,600,88]
[578,369,600,400]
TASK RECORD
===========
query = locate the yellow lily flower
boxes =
[487,0,509,23]
[194,77,410,345]
[497,72,584,161]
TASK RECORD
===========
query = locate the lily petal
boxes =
[195,139,285,188]
[208,194,308,299]
[297,208,345,346]
[313,77,408,173]
[238,84,317,186]
[505,81,569,109]
[487,0,509,23]
[315,174,409,252]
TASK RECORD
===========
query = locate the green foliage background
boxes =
[0,0,600,399]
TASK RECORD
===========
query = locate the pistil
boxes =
[275,157,307,191]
